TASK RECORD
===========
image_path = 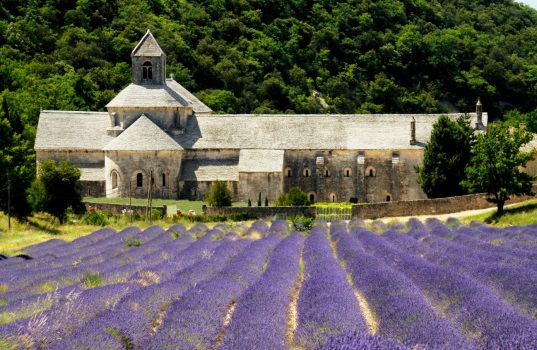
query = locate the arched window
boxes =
[111,172,118,189]
[136,173,143,187]
[325,168,330,177]
[285,167,293,177]
[142,61,153,80]
[343,166,352,177]
[162,173,166,187]
[386,195,391,202]
[330,193,337,202]
[309,193,315,203]
[366,166,376,177]
[303,168,310,177]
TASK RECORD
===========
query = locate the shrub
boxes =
[151,208,163,220]
[125,238,142,247]
[82,210,108,226]
[276,187,311,206]
[205,180,233,207]
[291,216,316,232]
[81,270,102,288]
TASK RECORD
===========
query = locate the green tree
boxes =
[0,98,35,218]
[28,159,84,223]
[276,186,311,206]
[204,180,233,207]
[462,123,535,214]
[415,114,474,198]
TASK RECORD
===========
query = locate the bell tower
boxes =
[131,29,166,85]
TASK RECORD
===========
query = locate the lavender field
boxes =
[2,218,537,349]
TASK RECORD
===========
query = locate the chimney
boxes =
[410,117,417,145]
[476,97,483,128]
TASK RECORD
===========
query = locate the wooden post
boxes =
[129,180,132,224]
[7,180,11,231]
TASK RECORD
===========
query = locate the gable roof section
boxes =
[132,29,166,57]
[180,159,239,181]
[106,83,188,108]
[238,150,284,172]
[35,111,113,151]
[165,79,212,114]
[106,80,212,113]
[179,113,487,150]
[103,114,182,151]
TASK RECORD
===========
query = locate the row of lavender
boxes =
[2,218,537,349]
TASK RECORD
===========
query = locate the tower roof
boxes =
[132,29,166,57]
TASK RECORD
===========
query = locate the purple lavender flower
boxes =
[352,227,537,348]
[140,233,283,349]
[293,229,368,349]
[220,233,305,349]
[333,226,471,348]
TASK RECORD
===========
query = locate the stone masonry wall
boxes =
[204,206,316,220]
[352,193,535,220]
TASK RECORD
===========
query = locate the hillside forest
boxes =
[2,0,537,216]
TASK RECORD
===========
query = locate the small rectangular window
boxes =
[357,152,365,164]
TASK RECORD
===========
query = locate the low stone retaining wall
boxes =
[203,206,316,220]
[352,193,534,220]
[83,202,166,217]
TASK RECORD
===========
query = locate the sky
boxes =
[517,0,537,10]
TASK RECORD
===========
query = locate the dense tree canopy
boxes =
[415,114,474,198]
[2,0,537,122]
[462,124,535,214]
[276,186,311,206]
[28,159,85,223]
[204,180,233,207]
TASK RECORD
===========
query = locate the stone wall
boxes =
[239,172,282,203]
[81,181,106,198]
[352,193,534,220]
[203,206,316,220]
[105,150,182,199]
[84,202,166,216]
[282,149,427,204]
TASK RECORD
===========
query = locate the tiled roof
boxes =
[180,159,239,181]
[105,80,212,113]
[177,113,488,150]
[78,164,105,182]
[34,111,113,150]
[103,115,182,151]
[238,150,284,172]
[165,79,212,114]
[132,29,166,57]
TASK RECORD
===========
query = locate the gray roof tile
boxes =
[35,111,113,150]
[132,29,166,57]
[238,150,284,172]
[178,113,487,150]
[105,80,211,113]
[78,164,105,182]
[103,115,182,151]
[180,159,239,181]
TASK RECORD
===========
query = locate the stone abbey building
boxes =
[35,30,488,204]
